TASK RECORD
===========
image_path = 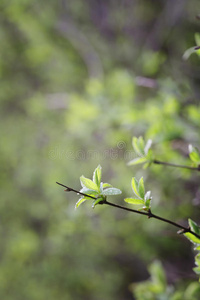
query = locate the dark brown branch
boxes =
[56,182,200,240]
[56,182,96,200]
[153,159,200,171]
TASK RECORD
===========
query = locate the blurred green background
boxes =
[1,1,200,299]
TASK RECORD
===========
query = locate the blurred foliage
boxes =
[1,0,200,299]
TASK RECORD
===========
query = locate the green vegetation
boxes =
[1,1,200,299]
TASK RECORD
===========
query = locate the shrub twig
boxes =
[56,182,200,240]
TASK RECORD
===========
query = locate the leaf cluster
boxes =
[77,165,122,208]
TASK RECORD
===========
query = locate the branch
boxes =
[56,182,200,240]
[153,159,200,171]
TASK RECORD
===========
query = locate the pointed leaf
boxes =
[79,187,99,197]
[183,47,197,60]
[132,137,145,157]
[144,191,152,202]
[127,157,147,166]
[75,197,87,209]
[189,145,200,162]
[92,197,105,208]
[138,136,145,155]
[102,183,113,188]
[188,218,200,236]
[124,198,144,205]
[195,32,200,45]
[93,165,102,188]
[80,176,98,191]
[138,177,145,199]
[144,139,152,155]
[131,177,141,198]
[184,232,200,245]
[102,188,122,196]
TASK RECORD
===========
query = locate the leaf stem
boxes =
[153,159,200,171]
[56,182,200,240]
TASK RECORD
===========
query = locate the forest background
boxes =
[1,1,200,299]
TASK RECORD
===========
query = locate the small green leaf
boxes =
[93,165,102,188]
[189,145,200,163]
[75,197,87,209]
[138,177,145,199]
[144,191,151,202]
[80,187,99,197]
[127,157,147,166]
[195,32,200,45]
[131,177,141,198]
[146,149,153,161]
[184,232,200,245]
[188,218,200,236]
[144,139,152,155]
[183,47,197,60]
[124,198,144,205]
[80,176,98,191]
[92,197,105,208]
[102,183,113,188]
[132,136,145,157]
[103,188,122,196]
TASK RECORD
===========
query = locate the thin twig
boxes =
[153,159,200,171]
[56,182,96,200]
[56,182,200,240]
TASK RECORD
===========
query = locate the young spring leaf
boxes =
[144,139,152,155]
[75,197,87,209]
[131,177,141,198]
[102,188,122,196]
[184,219,200,244]
[79,187,99,197]
[138,177,145,199]
[132,136,145,157]
[188,144,200,163]
[127,157,147,166]
[144,191,152,208]
[124,198,144,205]
[184,232,200,245]
[80,176,98,191]
[93,165,102,188]
[102,183,113,189]
[188,219,200,236]
[92,197,105,208]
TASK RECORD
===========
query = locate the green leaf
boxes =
[132,136,145,157]
[144,139,152,155]
[138,177,145,199]
[146,149,153,161]
[124,198,144,205]
[188,218,200,236]
[93,165,102,188]
[102,188,122,196]
[189,151,200,163]
[80,176,98,191]
[92,197,105,208]
[75,197,87,209]
[183,47,197,60]
[184,232,200,245]
[144,191,151,202]
[102,183,113,188]
[188,145,200,163]
[195,32,200,45]
[131,177,141,198]
[127,157,147,166]
[80,187,99,197]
